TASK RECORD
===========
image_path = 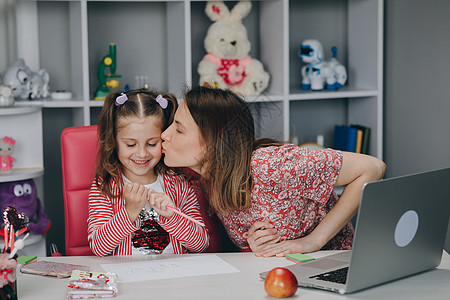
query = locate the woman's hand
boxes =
[246,220,325,257]
[246,220,280,253]
[253,234,324,257]
[123,182,148,223]
[147,188,175,219]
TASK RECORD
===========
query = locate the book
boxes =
[17,255,37,265]
[350,124,371,154]
[285,253,315,263]
[67,270,119,299]
[20,261,89,278]
[333,125,357,152]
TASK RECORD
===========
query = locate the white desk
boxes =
[16,251,450,299]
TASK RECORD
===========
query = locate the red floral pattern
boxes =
[217,144,354,251]
[218,59,246,85]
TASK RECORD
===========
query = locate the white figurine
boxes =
[198,1,270,97]
[299,39,347,91]
[0,59,49,100]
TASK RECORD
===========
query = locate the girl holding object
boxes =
[88,89,209,256]
[161,86,386,257]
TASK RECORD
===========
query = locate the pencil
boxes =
[9,227,14,253]
[166,206,206,227]
[3,227,8,252]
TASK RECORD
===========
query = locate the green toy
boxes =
[94,43,121,100]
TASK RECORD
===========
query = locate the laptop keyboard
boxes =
[309,267,349,284]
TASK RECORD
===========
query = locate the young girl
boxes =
[88,89,209,256]
[161,86,386,257]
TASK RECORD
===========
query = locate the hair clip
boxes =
[115,93,128,106]
[156,94,168,109]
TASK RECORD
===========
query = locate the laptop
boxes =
[260,167,450,294]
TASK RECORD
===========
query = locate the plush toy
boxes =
[0,136,15,173]
[0,58,50,100]
[0,179,51,235]
[198,1,270,97]
[299,39,347,91]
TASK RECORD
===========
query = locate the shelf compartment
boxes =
[190,0,284,95]
[34,1,85,101]
[0,106,44,170]
[288,0,349,94]
[87,1,186,98]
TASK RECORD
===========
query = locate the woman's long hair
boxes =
[95,89,178,198]
[184,86,282,213]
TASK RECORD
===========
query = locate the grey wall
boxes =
[384,0,450,176]
[384,0,450,252]
[0,0,15,72]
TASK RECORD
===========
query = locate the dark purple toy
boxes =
[0,179,51,235]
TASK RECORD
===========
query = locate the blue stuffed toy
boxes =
[0,179,51,235]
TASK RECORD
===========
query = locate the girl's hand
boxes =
[246,220,280,253]
[147,188,175,219]
[123,182,148,223]
[254,234,324,257]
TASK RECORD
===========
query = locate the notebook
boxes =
[260,167,450,294]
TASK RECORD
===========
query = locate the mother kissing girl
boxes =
[161,86,386,257]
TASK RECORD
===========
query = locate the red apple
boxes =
[264,267,298,298]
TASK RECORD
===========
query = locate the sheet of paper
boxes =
[100,255,239,283]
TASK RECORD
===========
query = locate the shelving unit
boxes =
[12,0,383,253]
[0,106,46,256]
[14,0,382,157]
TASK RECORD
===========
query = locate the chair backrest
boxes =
[61,125,98,256]
[61,125,222,255]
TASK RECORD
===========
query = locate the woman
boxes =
[161,86,386,257]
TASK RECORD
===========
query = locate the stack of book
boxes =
[67,270,118,299]
[333,124,371,154]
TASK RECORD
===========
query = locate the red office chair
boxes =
[61,125,222,255]
[61,125,98,256]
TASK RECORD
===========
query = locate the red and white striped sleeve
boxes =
[158,173,209,253]
[87,179,138,257]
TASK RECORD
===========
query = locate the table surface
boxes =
[16,250,450,299]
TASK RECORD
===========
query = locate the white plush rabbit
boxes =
[198,1,270,97]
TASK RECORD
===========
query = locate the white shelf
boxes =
[14,100,85,108]
[0,168,44,183]
[289,88,379,101]
[0,106,40,115]
[0,233,43,249]
[0,233,46,257]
